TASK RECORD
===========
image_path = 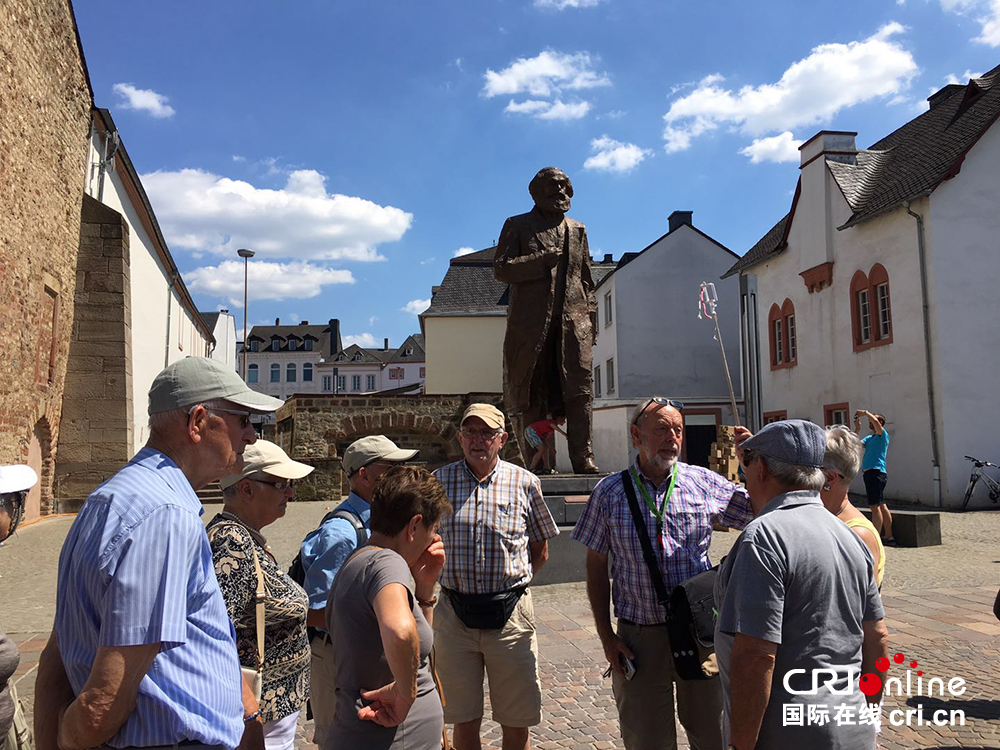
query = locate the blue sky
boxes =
[75,0,1000,349]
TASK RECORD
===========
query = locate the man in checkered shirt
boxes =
[573,398,753,750]
[433,403,559,750]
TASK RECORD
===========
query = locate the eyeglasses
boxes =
[253,478,294,490]
[189,404,253,429]
[632,398,685,426]
[740,450,757,469]
[0,492,25,539]
[460,428,503,441]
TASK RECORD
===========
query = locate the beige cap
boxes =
[219,439,314,489]
[342,435,418,477]
[461,403,505,430]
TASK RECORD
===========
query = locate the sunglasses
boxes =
[189,404,253,429]
[632,397,685,426]
[253,478,294,491]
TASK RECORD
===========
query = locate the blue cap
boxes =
[741,419,826,469]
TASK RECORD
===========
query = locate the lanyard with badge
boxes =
[628,463,678,550]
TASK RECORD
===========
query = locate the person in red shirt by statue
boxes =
[525,415,567,475]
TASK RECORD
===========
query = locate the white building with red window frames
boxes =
[725,66,1000,508]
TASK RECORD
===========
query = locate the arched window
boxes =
[270,363,280,382]
[247,364,259,384]
[286,363,297,382]
[303,363,313,382]
[768,300,797,369]
[851,265,892,351]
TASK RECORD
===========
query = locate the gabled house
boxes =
[725,65,1000,508]
[591,211,743,470]
[322,341,394,394]
[384,334,426,390]
[244,318,342,401]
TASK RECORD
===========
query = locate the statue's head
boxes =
[528,167,573,215]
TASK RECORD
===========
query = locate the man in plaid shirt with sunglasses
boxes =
[573,397,753,750]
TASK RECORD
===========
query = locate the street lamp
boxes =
[237,248,255,380]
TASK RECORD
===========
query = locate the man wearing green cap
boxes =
[35,357,283,750]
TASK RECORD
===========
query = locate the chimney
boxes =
[327,318,341,352]
[668,211,693,233]
[275,317,280,326]
[799,130,857,168]
[300,320,309,325]
[602,253,614,263]
[797,131,858,273]
[383,337,390,351]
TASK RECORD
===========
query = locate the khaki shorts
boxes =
[433,588,542,727]
[309,633,337,746]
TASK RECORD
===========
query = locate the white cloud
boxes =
[662,24,917,153]
[454,58,464,72]
[975,0,1000,45]
[739,131,804,164]
[142,168,412,261]
[505,98,591,120]
[534,0,602,8]
[186,259,354,306]
[943,68,984,85]
[343,333,378,348]
[287,313,301,324]
[232,155,246,163]
[453,246,477,257]
[368,316,378,327]
[483,50,610,98]
[583,136,652,174]
[112,83,176,118]
[402,299,431,315]
[419,257,436,265]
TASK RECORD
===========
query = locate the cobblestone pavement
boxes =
[4,503,999,748]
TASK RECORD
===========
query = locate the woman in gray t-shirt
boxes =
[325,466,452,750]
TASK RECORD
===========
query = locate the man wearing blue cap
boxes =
[716,419,888,750]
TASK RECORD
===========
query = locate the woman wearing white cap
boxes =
[0,464,38,750]
[208,441,315,750]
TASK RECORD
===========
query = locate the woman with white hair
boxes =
[821,425,885,588]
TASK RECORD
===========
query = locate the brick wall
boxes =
[0,0,92,517]
[276,394,518,501]
[55,196,134,511]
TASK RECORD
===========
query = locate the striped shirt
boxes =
[54,448,243,749]
[572,460,753,625]
[434,459,558,594]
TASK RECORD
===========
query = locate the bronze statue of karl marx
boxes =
[493,167,600,474]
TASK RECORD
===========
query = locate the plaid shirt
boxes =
[572,459,752,625]
[434,458,559,594]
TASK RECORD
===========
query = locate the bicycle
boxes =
[961,455,1000,510]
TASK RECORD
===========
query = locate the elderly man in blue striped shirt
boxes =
[573,398,754,750]
[34,358,284,750]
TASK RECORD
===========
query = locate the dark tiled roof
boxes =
[722,212,791,278]
[422,247,508,317]
[421,244,618,317]
[836,66,1000,227]
[246,323,339,358]
[387,333,426,363]
[199,311,222,330]
[330,344,391,364]
[725,65,1000,277]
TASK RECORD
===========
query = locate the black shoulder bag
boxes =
[620,469,719,681]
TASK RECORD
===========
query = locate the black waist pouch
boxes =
[445,586,526,630]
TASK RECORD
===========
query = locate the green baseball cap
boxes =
[148,357,285,415]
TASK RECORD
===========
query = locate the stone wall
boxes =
[55,196,134,511]
[276,393,518,501]
[0,0,92,518]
